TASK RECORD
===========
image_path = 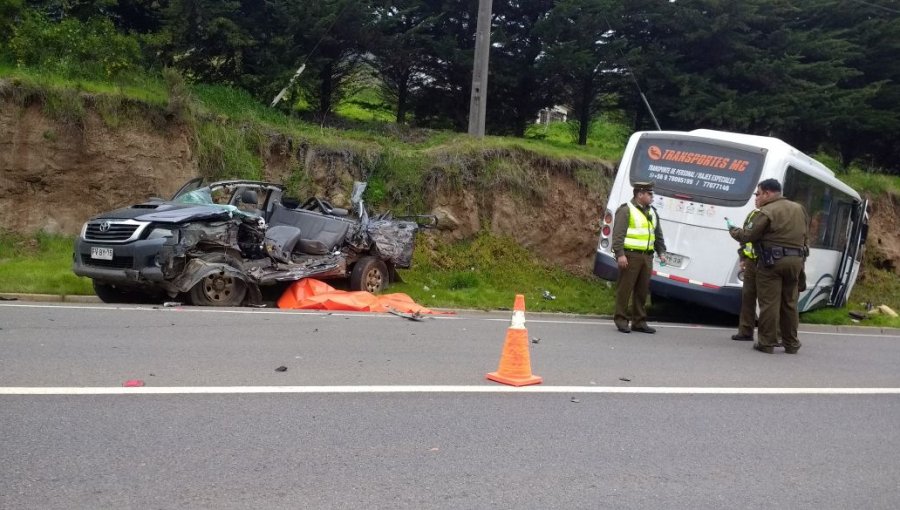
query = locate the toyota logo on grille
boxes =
[99,221,111,232]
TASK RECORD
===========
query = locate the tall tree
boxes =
[617,0,876,158]
[282,0,370,120]
[795,0,900,170]
[369,0,436,124]
[413,0,478,131]
[162,0,254,84]
[538,0,625,145]
[0,0,24,48]
[487,0,556,136]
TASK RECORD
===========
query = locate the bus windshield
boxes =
[630,134,767,206]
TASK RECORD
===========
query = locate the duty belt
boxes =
[624,249,654,254]
[771,246,805,257]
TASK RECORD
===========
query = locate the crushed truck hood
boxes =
[91,202,235,223]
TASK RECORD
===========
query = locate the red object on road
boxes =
[123,379,145,387]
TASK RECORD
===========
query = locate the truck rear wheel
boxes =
[350,257,388,293]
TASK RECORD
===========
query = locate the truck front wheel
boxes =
[188,270,247,306]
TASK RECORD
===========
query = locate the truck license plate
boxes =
[662,252,684,268]
[91,247,114,260]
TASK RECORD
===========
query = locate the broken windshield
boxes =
[173,187,260,219]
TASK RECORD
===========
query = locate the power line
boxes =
[602,14,661,131]
[270,3,351,108]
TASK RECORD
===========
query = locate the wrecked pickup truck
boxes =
[73,178,428,306]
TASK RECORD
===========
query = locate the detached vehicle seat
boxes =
[268,203,352,255]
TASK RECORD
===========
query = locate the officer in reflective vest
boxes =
[611,181,667,334]
[731,208,760,341]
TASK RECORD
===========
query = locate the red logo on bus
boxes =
[648,145,662,160]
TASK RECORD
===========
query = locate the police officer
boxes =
[731,203,762,341]
[728,178,809,354]
[611,181,667,334]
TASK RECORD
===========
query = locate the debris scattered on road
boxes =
[0,296,18,301]
[163,301,182,307]
[275,366,288,372]
[387,308,426,321]
[123,379,144,387]
[531,337,540,344]
[619,377,632,382]
[570,397,581,403]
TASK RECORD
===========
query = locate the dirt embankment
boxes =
[1,97,897,277]
[0,102,194,234]
[865,192,900,274]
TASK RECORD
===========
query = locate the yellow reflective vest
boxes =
[624,202,657,251]
[742,210,760,260]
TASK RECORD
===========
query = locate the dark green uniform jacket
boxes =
[729,197,808,250]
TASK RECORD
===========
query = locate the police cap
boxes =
[632,181,654,192]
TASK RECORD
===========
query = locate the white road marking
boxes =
[1,302,897,337]
[2,386,899,395]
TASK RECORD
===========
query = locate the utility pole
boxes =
[467,0,493,138]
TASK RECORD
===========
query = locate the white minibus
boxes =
[594,129,868,314]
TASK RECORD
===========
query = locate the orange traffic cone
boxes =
[486,294,543,386]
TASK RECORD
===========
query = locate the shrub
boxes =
[9,11,142,80]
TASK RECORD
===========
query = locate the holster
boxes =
[759,247,777,268]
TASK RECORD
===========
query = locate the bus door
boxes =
[831,199,868,308]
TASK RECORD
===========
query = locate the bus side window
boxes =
[784,166,855,252]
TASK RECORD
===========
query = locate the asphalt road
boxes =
[2,302,899,509]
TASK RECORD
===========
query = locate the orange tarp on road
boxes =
[277,278,445,315]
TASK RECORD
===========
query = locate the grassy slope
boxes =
[0,65,896,327]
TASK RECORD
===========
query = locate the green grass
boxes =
[801,265,900,327]
[0,231,92,296]
[0,63,169,106]
[802,306,900,327]
[392,233,615,314]
[838,168,900,197]
[524,115,631,161]
[334,87,395,123]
